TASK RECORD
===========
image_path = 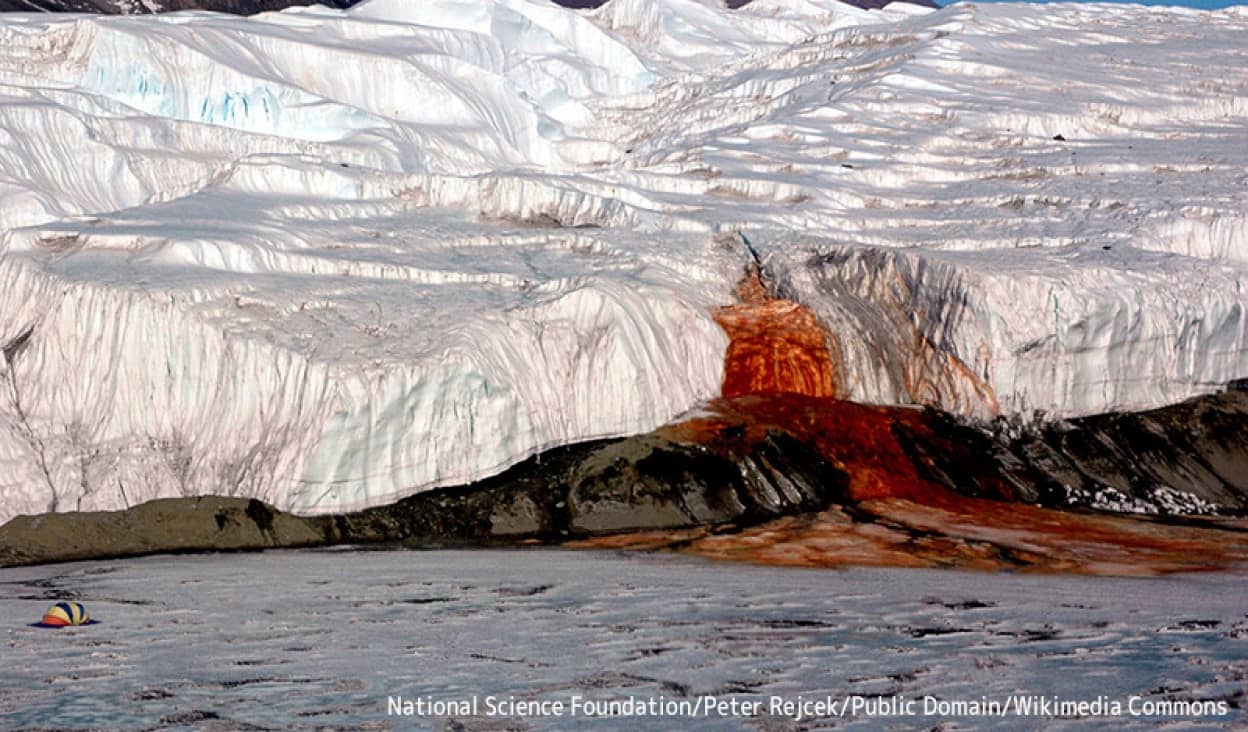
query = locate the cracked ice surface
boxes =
[0,550,1245,730]
[0,0,1246,519]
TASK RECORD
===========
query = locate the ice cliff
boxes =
[0,0,1245,522]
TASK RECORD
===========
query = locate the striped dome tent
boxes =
[41,601,90,627]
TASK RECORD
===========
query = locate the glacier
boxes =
[0,0,1245,523]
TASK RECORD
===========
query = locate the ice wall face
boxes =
[0,218,732,521]
[589,1,1248,418]
[1,0,1246,522]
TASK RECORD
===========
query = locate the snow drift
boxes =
[0,0,1245,522]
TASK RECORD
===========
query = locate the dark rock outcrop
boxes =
[0,496,333,567]
[334,427,848,545]
[996,389,1248,515]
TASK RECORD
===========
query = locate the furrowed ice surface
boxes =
[0,551,1245,730]
[0,0,1246,520]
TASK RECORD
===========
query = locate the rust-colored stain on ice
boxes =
[713,268,838,399]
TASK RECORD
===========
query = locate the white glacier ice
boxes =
[0,0,1245,522]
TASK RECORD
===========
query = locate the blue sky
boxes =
[939,0,1241,8]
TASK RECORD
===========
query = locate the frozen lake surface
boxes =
[1,549,1245,730]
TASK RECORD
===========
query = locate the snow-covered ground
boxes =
[1,0,1245,520]
[0,549,1244,730]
